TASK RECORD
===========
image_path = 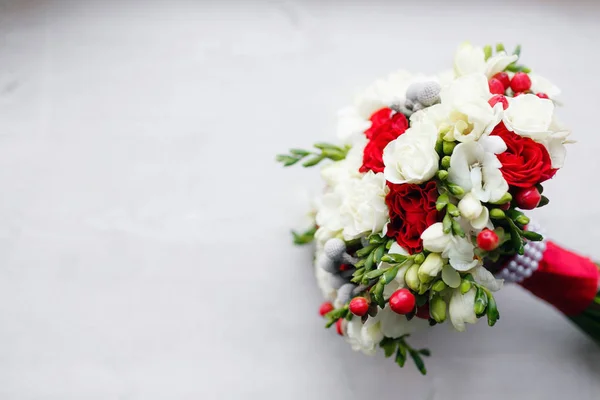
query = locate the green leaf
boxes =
[372,282,385,308]
[395,344,407,367]
[409,350,427,375]
[302,155,325,167]
[322,148,346,161]
[380,338,398,358]
[483,45,492,61]
[313,142,341,151]
[418,348,431,357]
[289,149,311,156]
[291,226,317,245]
[513,44,521,57]
[538,196,550,208]
[276,155,300,166]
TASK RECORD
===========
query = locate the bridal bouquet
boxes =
[277,42,599,374]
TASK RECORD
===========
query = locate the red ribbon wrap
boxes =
[519,241,600,316]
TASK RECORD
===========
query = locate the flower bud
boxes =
[490,192,512,205]
[441,156,451,169]
[458,192,483,220]
[436,170,449,181]
[430,296,447,323]
[489,208,506,219]
[418,253,444,283]
[442,141,456,155]
[413,253,425,265]
[448,183,464,196]
[515,215,530,225]
[405,264,420,291]
[460,279,472,294]
[431,280,447,293]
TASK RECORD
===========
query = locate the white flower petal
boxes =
[470,265,504,292]
[449,288,478,332]
[421,223,452,253]
[442,264,461,288]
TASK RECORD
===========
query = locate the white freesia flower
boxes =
[320,136,366,187]
[453,42,518,78]
[420,222,479,271]
[529,73,561,98]
[382,120,439,184]
[439,74,504,142]
[457,192,491,230]
[543,129,570,168]
[448,135,509,203]
[449,287,478,331]
[503,94,554,141]
[346,315,384,355]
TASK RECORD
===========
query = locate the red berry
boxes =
[492,72,511,89]
[389,289,416,315]
[488,94,509,110]
[319,302,334,316]
[536,92,549,99]
[510,72,532,93]
[335,318,344,336]
[515,187,541,210]
[349,297,369,317]
[416,303,430,319]
[339,264,350,272]
[477,229,500,251]
[488,78,505,95]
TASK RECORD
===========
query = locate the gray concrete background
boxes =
[1,0,600,399]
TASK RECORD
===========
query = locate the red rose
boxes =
[385,181,439,254]
[360,108,408,173]
[492,123,556,188]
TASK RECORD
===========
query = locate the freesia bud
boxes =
[458,192,483,220]
[430,296,447,323]
[418,253,444,283]
[489,209,506,219]
[421,223,452,253]
[405,264,420,291]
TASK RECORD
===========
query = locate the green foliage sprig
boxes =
[276,143,350,167]
[380,335,430,375]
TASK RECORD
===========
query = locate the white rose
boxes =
[503,94,554,141]
[382,121,439,184]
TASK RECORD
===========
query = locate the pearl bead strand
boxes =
[496,222,546,283]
